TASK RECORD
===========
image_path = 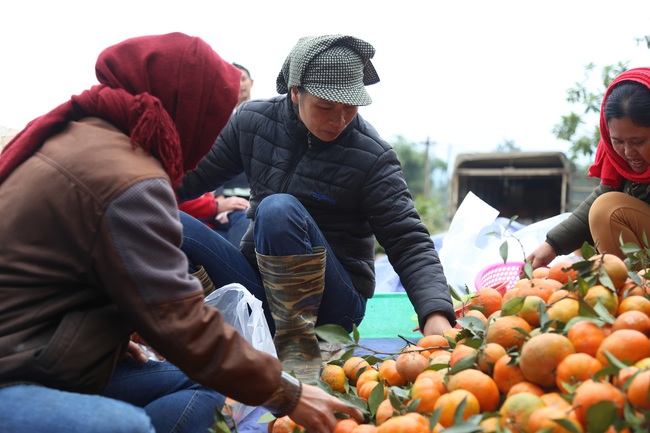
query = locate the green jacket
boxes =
[546,179,650,255]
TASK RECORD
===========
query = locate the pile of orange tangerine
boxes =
[270,253,650,433]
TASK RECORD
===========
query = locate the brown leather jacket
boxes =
[0,118,281,403]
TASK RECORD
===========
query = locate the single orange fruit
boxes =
[555,352,603,393]
[355,368,380,393]
[596,329,650,366]
[433,389,480,428]
[527,406,583,433]
[463,309,488,326]
[377,359,407,387]
[614,366,640,388]
[416,335,449,358]
[506,381,545,397]
[333,418,359,433]
[499,391,546,433]
[443,327,461,342]
[612,310,650,336]
[514,295,545,327]
[493,354,526,394]
[572,379,625,427]
[532,267,550,279]
[546,297,580,326]
[351,424,377,433]
[272,416,302,433]
[427,351,452,369]
[343,357,371,385]
[519,332,576,388]
[376,414,428,433]
[415,369,448,395]
[547,288,579,304]
[501,288,520,307]
[395,351,429,383]
[540,392,572,410]
[320,364,347,393]
[547,260,579,284]
[583,284,619,316]
[618,295,650,317]
[485,315,532,350]
[470,287,503,317]
[357,380,385,402]
[375,398,398,426]
[403,413,430,433]
[449,343,478,368]
[409,376,441,414]
[446,368,500,412]
[477,342,507,375]
[567,319,607,357]
[626,369,650,409]
[589,253,629,291]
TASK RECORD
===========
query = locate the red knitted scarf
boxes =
[0,32,240,187]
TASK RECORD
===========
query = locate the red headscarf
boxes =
[588,67,650,188]
[0,32,240,187]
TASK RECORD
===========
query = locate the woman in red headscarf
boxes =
[0,33,361,433]
[528,67,650,269]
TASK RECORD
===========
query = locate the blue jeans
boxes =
[179,194,366,334]
[0,359,223,433]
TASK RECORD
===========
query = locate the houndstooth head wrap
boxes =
[276,34,380,106]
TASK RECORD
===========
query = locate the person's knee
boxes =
[589,192,624,226]
[256,194,299,235]
[257,194,297,217]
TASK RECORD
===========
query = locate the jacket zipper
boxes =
[279,132,311,192]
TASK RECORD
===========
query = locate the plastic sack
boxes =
[204,283,277,423]
[439,192,571,297]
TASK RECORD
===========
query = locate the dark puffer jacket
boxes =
[179,95,456,328]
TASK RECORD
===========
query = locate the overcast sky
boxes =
[2,0,650,167]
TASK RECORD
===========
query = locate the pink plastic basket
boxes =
[474,262,525,295]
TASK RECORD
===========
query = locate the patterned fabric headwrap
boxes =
[276,34,380,106]
[588,67,650,188]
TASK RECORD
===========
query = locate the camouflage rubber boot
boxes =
[256,247,326,384]
[192,265,216,297]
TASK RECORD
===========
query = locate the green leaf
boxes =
[337,393,370,417]
[449,354,478,374]
[553,418,582,433]
[452,396,469,425]
[450,285,463,302]
[584,401,619,433]
[367,382,385,416]
[603,350,632,370]
[212,409,234,433]
[500,296,525,316]
[592,299,616,324]
[256,412,276,423]
[315,324,354,344]
[499,241,509,263]
[523,261,533,280]
[456,316,486,333]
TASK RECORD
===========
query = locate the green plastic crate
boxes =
[357,293,421,340]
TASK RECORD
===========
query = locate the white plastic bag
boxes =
[439,192,572,297]
[204,283,277,423]
[439,192,502,297]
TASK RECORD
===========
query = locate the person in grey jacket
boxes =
[178,34,455,382]
[528,67,650,269]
